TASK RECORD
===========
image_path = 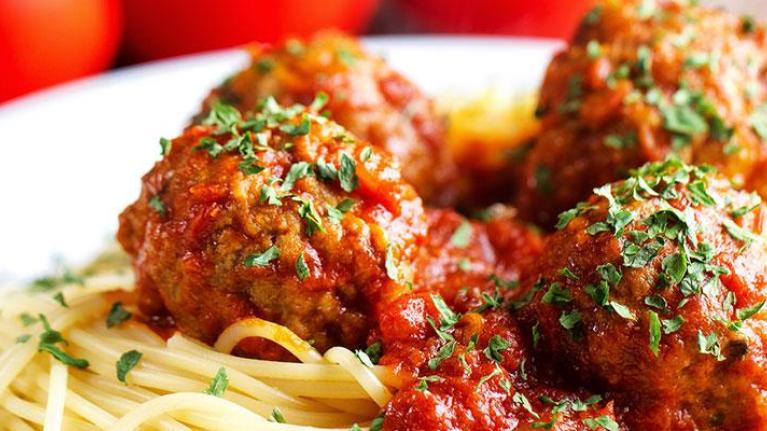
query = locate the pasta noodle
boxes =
[0,251,397,430]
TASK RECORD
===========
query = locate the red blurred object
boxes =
[122,0,381,63]
[397,0,597,39]
[0,0,122,102]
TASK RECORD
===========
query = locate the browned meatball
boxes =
[516,0,767,227]
[198,32,459,206]
[118,99,426,358]
[517,159,767,429]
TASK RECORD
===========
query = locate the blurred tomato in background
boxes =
[0,0,122,102]
[121,0,380,62]
[0,0,600,103]
[395,0,596,38]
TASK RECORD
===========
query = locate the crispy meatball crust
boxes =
[516,0,767,227]
[118,100,426,357]
[517,159,767,429]
[198,32,459,206]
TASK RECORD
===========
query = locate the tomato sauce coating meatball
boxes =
[197,32,459,206]
[414,207,543,312]
[516,0,767,227]
[118,100,426,358]
[517,159,767,429]
[366,213,619,431]
[377,292,623,431]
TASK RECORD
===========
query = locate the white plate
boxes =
[0,36,562,282]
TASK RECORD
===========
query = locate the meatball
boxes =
[118,99,426,358]
[198,32,459,206]
[517,159,767,429]
[516,0,767,227]
[414,207,543,312]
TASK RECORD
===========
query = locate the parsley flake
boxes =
[648,310,661,356]
[148,196,167,216]
[281,162,312,192]
[205,367,229,396]
[52,292,68,308]
[484,335,510,363]
[159,137,171,156]
[38,314,89,369]
[295,252,310,281]
[338,152,359,192]
[244,246,280,267]
[736,300,765,321]
[449,221,472,248]
[106,302,132,328]
[116,350,142,383]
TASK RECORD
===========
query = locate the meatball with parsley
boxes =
[118,98,426,359]
[516,0,767,227]
[197,32,459,206]
[517,159,767,429]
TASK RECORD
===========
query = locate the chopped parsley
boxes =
[159,137,171,156]
[476,365,502,388]
[723,219,761,246]
[513,392,539,418]
[106,302,132,328]
[295,252,310,281]
[604,132,636,149]
[205,367,229,396]
[609,301,636,321]
[148,196,167,216]
[427,340,456,370]
[559,310,581,330]
[338,152,358,192]
[662,315,685,334]
[742,15,756,34]
[483,335,510,363]
[736,300,765,321]
[559,267,579,281]
[541,282,572,306]
[38,314,89,369]
[586,40,601,59]
[295,198,325,235]
[583,415,620,431]
[280,114,311,136]
[364,341,383,365]
[309,92,329,112]
[414,375,442,392]
[354,349,375,367]
[532,323,541,349]
[239,157,264,175]
[52,292,68,308]
[697,331,725,361]
[449,221,473,248]
[281,162,312,192]
[116,350,142,383]
[556,202,595,230]
[270,408,287,423]
[244,246,280,267]
[648,310,661,356]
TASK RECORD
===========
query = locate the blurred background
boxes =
[0,0,763,104]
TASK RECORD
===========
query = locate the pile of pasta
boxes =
[0,249,399,431]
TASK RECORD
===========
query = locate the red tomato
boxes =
[0,0,122,102]
[122,0,380,63]
[397,0,596,39]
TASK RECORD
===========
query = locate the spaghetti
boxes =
[0,249,399,431]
